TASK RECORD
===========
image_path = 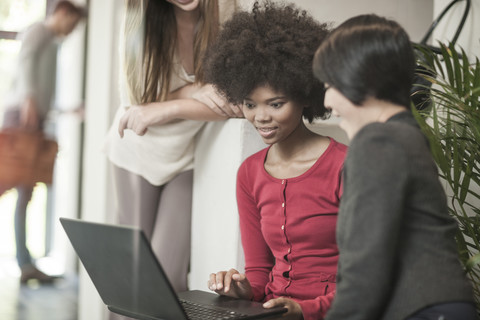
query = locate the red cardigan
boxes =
[236,138,347,320]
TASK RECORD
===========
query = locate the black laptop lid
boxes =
[60,218,187,320]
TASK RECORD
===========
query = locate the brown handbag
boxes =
[0,128,58,193]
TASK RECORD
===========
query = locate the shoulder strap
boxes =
[419,0,470,50]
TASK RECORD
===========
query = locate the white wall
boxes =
[80,0,123,320]
[241,0,434,42]
[190,120,266,289]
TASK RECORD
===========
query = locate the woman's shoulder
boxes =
[236,147,269,188]
[19,22,55,49]
[240,147,269,169]
[301,136,347,178]
[353,120,402,146]
[353,113,424,151]
[238,147,269,177]
[347,119,417,168]
[328,137,348,155]
[314,136,348,166]
[349,124,402,160]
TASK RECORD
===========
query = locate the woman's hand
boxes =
[20,97,39,131]
[208,268,253,300]
[118,103,176,137]
[192,84,243,118]
[263,298,303,320]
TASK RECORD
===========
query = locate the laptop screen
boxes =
[60,218,187,319]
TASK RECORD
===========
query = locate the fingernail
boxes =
[211,284,216,290]
[263,301,271,308]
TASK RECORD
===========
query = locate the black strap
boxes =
[416,0,470,55]
[411,0,471,110]
[420,0,470,46]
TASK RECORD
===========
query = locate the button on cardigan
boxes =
[237,138,347,320]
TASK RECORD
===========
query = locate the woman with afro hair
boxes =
[205,2,347,319]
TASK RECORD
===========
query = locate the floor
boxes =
[0,258,78,320]
[0,187,79,320]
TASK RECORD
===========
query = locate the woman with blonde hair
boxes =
[104,0,239,306]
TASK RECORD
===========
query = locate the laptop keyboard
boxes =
[180,299,249,320]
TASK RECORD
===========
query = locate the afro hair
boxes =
[203,0,331,122]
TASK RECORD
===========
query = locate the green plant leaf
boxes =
[467,253,480,271]
[450,43,464,96]
[412,42,480,309]
[441,44,456,89]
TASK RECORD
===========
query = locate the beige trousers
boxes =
[109,165,193,320]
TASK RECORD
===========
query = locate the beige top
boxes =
[104,0,236,186]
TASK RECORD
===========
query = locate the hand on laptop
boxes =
[208,268,254,300]
[263,297,303,320]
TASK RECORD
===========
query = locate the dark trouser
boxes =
[2,108,41,268]
[109,165,193,320]
[14,186,34,267]
[407,302,478,320]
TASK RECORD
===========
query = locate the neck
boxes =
[367,98,407,124]
[174,6,200,74]
[375,104,407,122]
[271,122,317,162]
[174,6,200,31]
[348,98,407,139]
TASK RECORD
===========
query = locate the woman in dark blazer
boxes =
[313,14,476,320]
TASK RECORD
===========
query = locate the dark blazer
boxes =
[325,111,474,320]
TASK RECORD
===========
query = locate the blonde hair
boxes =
[122,0,220,105]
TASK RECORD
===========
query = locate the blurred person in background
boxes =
[1,0,85,283]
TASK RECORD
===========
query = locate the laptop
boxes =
[60,218,287,320]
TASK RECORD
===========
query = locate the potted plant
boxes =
[413,42,480,311]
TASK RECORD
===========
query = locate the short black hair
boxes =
[203,0,330,122]
[313,14,415,108]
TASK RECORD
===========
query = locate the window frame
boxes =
[0,0,55,40]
